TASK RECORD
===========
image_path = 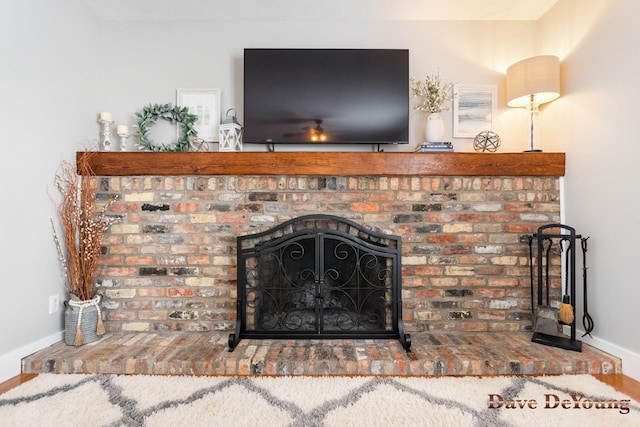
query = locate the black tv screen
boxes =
[243,49,409,146]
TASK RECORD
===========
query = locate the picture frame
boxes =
[176,88,221,142]
[453,84,497,138]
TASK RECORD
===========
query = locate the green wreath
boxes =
[135,103,198,152]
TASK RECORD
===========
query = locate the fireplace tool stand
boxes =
[528,224,592,352]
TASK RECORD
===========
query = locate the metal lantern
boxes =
[218,108,243,152]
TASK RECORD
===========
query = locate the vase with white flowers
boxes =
[50,151,117,345]
[410,72,456,143]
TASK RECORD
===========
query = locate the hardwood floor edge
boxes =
[0,373,38,395]
[593,374,640,402]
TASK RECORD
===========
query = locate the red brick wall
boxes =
[96,175,561,334]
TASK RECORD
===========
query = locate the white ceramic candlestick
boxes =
[99,118,114,151]
[118,132,130,151]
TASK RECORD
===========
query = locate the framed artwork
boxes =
[453,84,497,138]
[176,88,221,142]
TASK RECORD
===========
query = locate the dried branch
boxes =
[410,71,456,114]
[51,152,116,300]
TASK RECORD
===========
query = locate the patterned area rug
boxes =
[1,374,638,426]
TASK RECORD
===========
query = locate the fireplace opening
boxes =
[229,214,411,352]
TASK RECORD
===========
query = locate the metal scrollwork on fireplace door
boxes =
[229,214,411,352]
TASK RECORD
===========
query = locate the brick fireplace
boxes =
[89,152,564,337]
[23,151,622,376]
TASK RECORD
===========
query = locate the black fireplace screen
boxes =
[229,214,411,351]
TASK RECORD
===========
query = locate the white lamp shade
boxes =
[506,55,560,107]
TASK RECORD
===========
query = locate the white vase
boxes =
[424,113,445,142]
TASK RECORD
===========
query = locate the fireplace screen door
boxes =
[229,214,410,351]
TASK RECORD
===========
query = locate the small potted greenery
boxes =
[410,71,456,142]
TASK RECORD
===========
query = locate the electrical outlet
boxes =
[49,295,60,314]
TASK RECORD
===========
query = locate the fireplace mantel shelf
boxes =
[77,151,565,177]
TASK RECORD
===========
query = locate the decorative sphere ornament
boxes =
[473,130,501,152]
[189,138,209,152]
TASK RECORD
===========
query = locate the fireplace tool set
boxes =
[527,224,594,352]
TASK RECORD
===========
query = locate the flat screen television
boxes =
[243,48,409,147]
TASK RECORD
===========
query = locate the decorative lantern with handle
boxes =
[219,108,243,152]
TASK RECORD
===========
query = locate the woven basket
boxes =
[64,294,105,346]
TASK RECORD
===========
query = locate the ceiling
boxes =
[80,0,560,22]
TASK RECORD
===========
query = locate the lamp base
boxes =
[524,149,542,152]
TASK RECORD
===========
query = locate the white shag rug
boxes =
[1,374,638,426]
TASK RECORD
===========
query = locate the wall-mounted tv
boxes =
[243,48,409,147]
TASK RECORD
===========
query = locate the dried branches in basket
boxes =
[50,152,117,301]
[50,152,117,345]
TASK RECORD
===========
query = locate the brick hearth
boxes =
[22,332,620,376]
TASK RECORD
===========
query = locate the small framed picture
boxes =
[176,88,221,142]
[453,84,497,138]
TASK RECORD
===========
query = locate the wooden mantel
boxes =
[77,152,565,177]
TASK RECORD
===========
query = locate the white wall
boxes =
[0,0,101,381]
[99,19,533,152]
[540,0,640,379]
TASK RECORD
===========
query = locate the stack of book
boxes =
[416,142,454,152]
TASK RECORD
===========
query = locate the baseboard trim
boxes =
[0,331,63,383]
[576,327,640,382]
